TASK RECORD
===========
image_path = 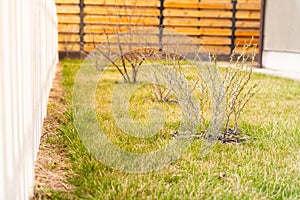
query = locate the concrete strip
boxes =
[252,68,300,81]
[218,62,300,82]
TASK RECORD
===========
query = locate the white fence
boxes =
[0,0,58,199]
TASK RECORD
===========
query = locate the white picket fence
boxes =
[0,0,58,199]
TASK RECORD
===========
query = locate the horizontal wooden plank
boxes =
[202,45,231,54]
[165,27,232,36]
[201,0,260,3]
[58,24,80,33]
[235,28,260,37]
[83,45,97,51]
[84,24,160,34]
[162,36,231,45]
[83,43,161,52]
[56,0,260,10]
[59,40,258,54]
[84,25,128,33]
[164,2,232,9]
[163,0,260,4]
[235,37,259,45]
[234,46,259,54]
[236,20,260,28]
[164,9,233,18]
[235,0,261,3]
[84,44,130,52]
[237,3,260,10]
[161,44,231,54]
[56,5,80,14]
[236,11,260,19]
[58,34,80,42]
[84,34,109,43]
[55,0,79,4]
[57,18,259,31]
[196,37,231,45]
[84,0,160,7]
[198,0,231,2]
[82,36,258,47]
[164,2,259,10]
[164,18,259,28]
[57,14,80,23]
[164,0,260,10]
[83,43,231,54]
[164,9,260,19]
[84,33,159,43]
[84,25,147,33]
[166,0,230,3]
[59,43,81,51]
[84,6,160,16]
[164,18,232,27]
[84,16,159,25]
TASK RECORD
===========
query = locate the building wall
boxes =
[263,0,300,72]
[0,0,58,199]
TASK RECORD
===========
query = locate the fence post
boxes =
[258,0,266,68]
[230,0,237,54]
[79,0,85,54]
[159,0,165,51]
[197,0,201,42]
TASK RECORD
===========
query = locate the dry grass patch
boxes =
[34,63,73,199]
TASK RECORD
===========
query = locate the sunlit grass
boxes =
[51,59,300,199]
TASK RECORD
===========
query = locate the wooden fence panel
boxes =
[0,0,58,199]
[56,0,261,57]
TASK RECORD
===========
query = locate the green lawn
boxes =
[49,59,300,199]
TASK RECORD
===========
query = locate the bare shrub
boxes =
[142,41,258,141]
[142,50,187,102]
[84,0,155,83]
[222,42,259,137]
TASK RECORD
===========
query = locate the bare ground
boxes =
[33,63,73,199]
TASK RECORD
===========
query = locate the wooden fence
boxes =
[56,0,261,57]
[0,0,58,199]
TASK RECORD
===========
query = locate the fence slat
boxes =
[84,6,160,16]
[84,0,160,7]
[56,5,80,14]
[0,0,58,199]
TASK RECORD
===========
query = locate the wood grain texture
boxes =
[56,5,80,14]
[56,0,262,55]
[58,43,81,51]
[84,6,160,16]
[55,0,79,4]
[84,0,160,7]
[84,16,159,25]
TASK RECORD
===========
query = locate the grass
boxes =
[46,59,300,199]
